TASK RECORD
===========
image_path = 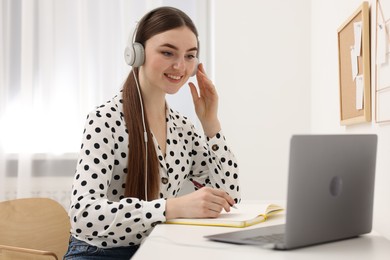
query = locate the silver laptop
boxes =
[205,134,377,250]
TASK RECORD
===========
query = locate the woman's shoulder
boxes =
[96,92,122,112]
[85,92,124,123]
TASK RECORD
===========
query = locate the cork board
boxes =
[337,2,371,125]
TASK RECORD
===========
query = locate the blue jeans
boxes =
[63,236,139,260]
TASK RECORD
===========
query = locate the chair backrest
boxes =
[0,198,70,259]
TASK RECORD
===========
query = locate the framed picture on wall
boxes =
[337,2,371,125]
[375,0,390,123]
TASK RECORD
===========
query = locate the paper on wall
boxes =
[351,46,358,80]
[355,74,364,110]
[354,21,362,56]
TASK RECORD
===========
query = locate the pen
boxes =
[190,179,237,209]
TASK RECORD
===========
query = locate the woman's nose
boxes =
[172,57,185,70]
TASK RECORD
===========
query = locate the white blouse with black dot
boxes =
[68,92,241,248]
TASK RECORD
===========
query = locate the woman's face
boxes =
[140,26,198,95]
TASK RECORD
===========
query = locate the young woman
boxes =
[64,6,240,259]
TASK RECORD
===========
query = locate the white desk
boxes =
[133,203,390,260]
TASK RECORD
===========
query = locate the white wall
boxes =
[212,0,311,200]
[213,0,390,240]
[311,0,390,240]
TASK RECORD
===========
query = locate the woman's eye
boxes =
[186,54,196,60]
[162,51,173,57]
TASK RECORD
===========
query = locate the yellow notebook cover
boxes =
[165,203,284,228]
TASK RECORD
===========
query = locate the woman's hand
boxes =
[165,187,235,219]
[189,63,221,138]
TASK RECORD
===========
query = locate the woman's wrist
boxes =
[165,197,181,220]
[202,119,221,138]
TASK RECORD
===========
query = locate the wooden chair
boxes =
[0,198,70,260]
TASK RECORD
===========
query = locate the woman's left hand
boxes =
[189,63,221,138]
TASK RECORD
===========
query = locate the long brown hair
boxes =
[123,7,198,200]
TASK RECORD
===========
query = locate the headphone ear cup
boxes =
[124,42,145,67]
[132,42,145,67]
[124,45,134,66]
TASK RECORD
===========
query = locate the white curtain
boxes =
[0,0,207,209]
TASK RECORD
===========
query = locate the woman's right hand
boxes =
[165,187,235,220]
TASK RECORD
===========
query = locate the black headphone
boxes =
[124,24,198,76]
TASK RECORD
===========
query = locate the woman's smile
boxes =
[164,73,183,82]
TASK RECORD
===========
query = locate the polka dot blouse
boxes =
[68,92,241,248]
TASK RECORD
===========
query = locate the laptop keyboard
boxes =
[246,233,285,244]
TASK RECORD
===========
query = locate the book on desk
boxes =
[165,203,284,228]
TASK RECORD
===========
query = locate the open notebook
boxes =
[165,203,284,228]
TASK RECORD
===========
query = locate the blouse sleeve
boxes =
[68,106,166,247]
[189,126,241,204]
